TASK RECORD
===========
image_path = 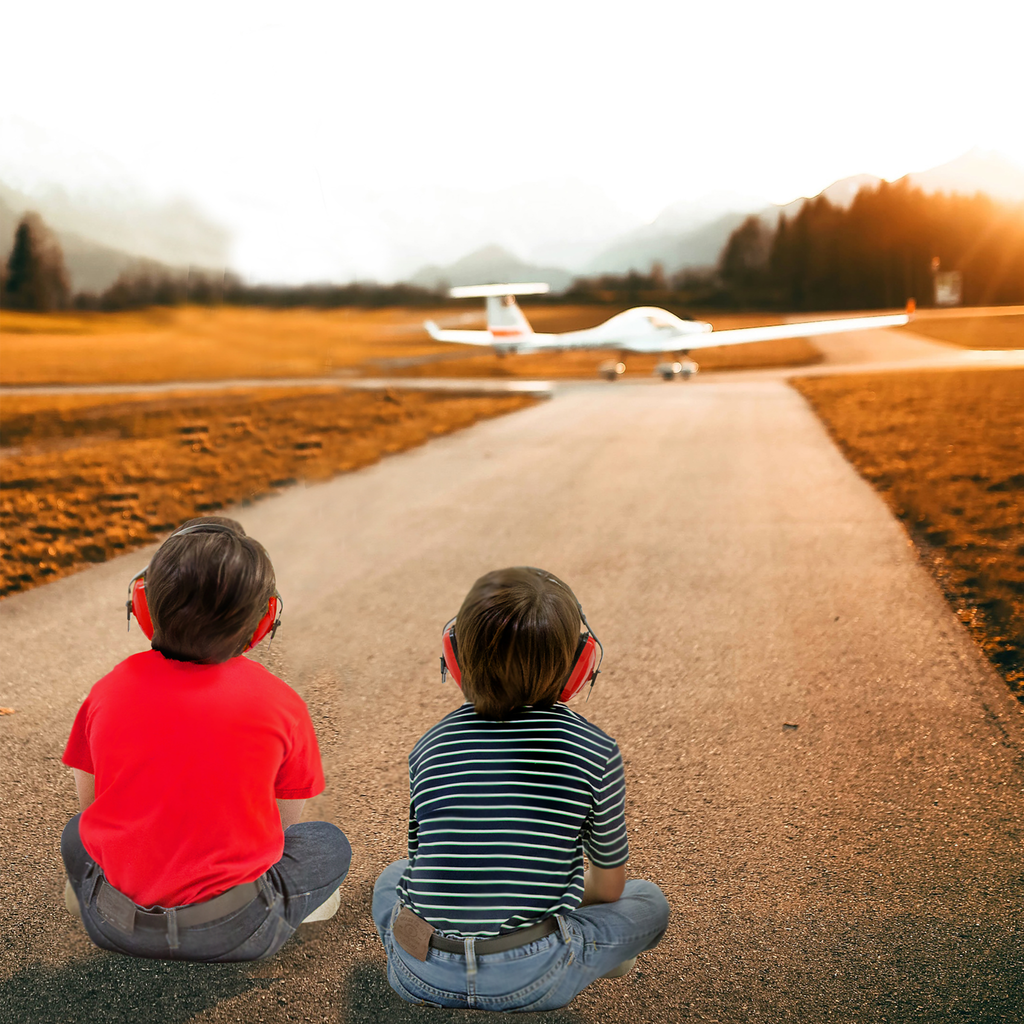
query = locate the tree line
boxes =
[717,179,1024,309]
[4,180,1024,314]
[0,214,445,312]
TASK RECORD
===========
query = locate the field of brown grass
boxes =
[0,305,820,385]
[899,313,1024,349]
[0,307,445,385]
[0,387,535,596]
[793,368,1024,698]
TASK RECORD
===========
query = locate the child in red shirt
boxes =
[61,517,350,961]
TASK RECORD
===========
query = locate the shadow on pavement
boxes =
[0,955,269,1024]
[343,962,586,1023]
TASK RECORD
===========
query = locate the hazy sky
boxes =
[3,0,1023,281]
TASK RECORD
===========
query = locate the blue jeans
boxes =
[61,813,351,962]
[371,860,670,1011]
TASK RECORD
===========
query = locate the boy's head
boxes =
[145,517,276,664]
[454,566,583,720]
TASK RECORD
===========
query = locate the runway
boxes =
[0,376,556,397]
[2,330,1023,1022]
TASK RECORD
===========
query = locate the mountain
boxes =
[409,245,574,292]
[1,119,230,276]
[579,152,1024,277]
[584,211,752,277]
[0,177,229,293]
[775,173,883,220]
[0,185,166,293]
[906,149,1024,204]
[357,179,639,283]
[581,191,768,276]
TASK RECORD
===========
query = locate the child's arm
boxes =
[581,863,626,906]
[277,799,306,830]
[72,769,95,811]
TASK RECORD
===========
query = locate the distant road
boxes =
[698,324,1024,382]
[0,376,555,397]
[2,323,1022,1022]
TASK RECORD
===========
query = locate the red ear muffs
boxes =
[127,571,282,652]
[560,631,601,703]
[128,571,154,638]
[440,617,461,686]
[440,615,602,703]
[244,594,282,651]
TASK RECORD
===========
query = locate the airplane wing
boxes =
[670,313,910,351]
[424,320,494,346]
[526,311,910,353]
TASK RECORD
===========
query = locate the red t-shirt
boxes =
[63,649,325,908]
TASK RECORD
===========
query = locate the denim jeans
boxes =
[371,860,670,1011]
[62,813,351,962]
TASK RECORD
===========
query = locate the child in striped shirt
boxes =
[372,566,670,1011]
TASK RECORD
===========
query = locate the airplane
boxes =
[424,283,912,380]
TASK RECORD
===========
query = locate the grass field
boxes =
[0,305,821,385]
[0,387,536,596]
[794,367,1024,697]
[0,307,442,385]
[899,313,1024,348]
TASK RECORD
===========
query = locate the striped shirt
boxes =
[397,702,629,937]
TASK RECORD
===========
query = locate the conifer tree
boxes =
[3,212,71,311]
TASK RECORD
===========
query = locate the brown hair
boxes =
[455,567,582,720]
[146,516,276,664]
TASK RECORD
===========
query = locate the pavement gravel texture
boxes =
[2,368,1023,1023]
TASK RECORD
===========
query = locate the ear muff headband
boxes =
[126,523,282,652]
[439,569,604,702]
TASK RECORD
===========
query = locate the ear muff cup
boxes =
[245,595,282,651]
[440,617,461,686]
[440,617,601,703]
[129,574,154,639]
[560,632,601,703]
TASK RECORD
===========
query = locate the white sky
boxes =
[3,0,1023,281]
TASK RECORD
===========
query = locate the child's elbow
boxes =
[583,864,627,905]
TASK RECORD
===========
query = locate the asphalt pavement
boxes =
[1,330,1023,1023]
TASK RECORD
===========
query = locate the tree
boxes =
[3,212,71,311]
[719,215,772,288]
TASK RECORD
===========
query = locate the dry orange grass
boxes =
[0,306,454,385]
[899,313,1024,349]
[794,367,1024,697]
[0,386,536,596]
[0,304,821,386]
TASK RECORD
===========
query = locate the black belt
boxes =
[95,877,264,936]
[395,905,560,956]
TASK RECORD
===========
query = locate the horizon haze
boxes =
[2,0,1023,285]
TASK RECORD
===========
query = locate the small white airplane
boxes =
[425,283,912,380]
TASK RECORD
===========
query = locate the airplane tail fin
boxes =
[449,283,549,342]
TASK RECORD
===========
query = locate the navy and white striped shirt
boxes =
[397,702,629,937]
